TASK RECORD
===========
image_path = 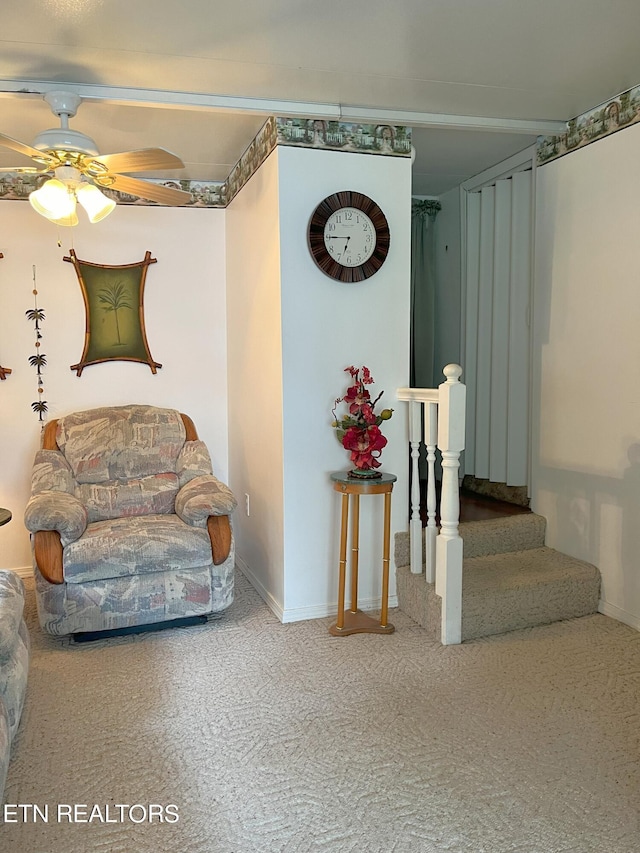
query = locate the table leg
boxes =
[350,493,360,613]
[380,490,391,628]
[336,492,349,630]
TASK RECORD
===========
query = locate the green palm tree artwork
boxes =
[98,279,133,345]
[65,249,162,375]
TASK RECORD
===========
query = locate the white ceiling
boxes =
[1,0,639,197]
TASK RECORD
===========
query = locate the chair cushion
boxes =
[63,514,213,584]
[77,472,180,522]
[56,405,186,484]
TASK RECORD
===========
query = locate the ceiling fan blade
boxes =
[87,148,184,174]
[0,132,54,163]
[106,174,191,206]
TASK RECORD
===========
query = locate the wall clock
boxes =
[308,191,390,283]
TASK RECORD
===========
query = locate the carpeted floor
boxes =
[2,571,640,853]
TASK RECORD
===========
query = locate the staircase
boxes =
[395,513,601,641]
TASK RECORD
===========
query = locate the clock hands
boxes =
[327,234,351,260]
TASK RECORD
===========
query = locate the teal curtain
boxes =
[411,199,441,387]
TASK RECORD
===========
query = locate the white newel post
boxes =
[409,401,423,574]
[435,364,466,645]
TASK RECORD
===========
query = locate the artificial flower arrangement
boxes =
[332,365,393,475]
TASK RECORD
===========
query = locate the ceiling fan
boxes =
[0,91,192,225]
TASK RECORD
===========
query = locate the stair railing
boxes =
[397,364,466,645]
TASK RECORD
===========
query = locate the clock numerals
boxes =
[323,207,375,268]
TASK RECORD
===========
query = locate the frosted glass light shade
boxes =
[47,211,80,227]
[29,179,76,223]
[76,183,116,223]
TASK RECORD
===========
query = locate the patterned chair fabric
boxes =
[0,571,30,804]
[24,405,236,635]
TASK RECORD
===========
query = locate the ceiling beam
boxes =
[340,106,565,135]
[0,79,566,136]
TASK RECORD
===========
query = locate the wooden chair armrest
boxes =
[180,413,198,441]
[34,530,64,584]
[207,515,232,565]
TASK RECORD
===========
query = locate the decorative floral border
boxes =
[537,85,640,165]
[0,173,226,208]
[0,114,411,211]
[276,118,412,157]
[224,116,278,205]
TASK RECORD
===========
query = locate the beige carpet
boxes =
[2,572,639,853]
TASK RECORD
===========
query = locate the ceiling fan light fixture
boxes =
[76,182,116,223]
[29,178,77,223]
[46,210,80,228]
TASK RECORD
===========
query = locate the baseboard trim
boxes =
[598,599,640,632]
[2,566,32,580]
[236,557,285,622]
[280,595,399,624]
[236,558,398,624]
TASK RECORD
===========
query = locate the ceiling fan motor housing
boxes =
[32,127,99,156]
[33,91,98,156]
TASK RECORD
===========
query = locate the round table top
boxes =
[330,470,397,491]
[0,508,12,527]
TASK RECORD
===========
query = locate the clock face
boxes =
[324,207,376,267]
[308,191,390,283]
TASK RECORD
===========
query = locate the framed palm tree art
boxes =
[64,249,161,376]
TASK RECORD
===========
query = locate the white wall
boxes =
[225,151,286,613]
[278,146,411,620]
[0,203,227,572]
[226,145,411,622]
[533,123,640,630]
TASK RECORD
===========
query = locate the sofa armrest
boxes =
[33,531,64,584]
[207,516,233,566]
[24,491,87,546]
[0,572,25,662]
[176,440,214,487]
[176,475,236,565]
[175,475,237,525]
[31,449,75,495]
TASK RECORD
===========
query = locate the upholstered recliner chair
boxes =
[24,405,236,636]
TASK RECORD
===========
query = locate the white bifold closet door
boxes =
[464,170,531,488]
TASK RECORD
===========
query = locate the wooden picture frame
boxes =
[65,249,162,376]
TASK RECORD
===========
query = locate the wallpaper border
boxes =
[537,84,640,166]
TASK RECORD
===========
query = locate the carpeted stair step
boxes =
[394,512,547,569]
[461,546,600,640]
[395,536,601,642]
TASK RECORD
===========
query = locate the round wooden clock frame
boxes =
[308,190,391,283]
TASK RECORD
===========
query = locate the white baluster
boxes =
[435,364,466,645]
[409,400,423,574]
[425,401,438,584]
